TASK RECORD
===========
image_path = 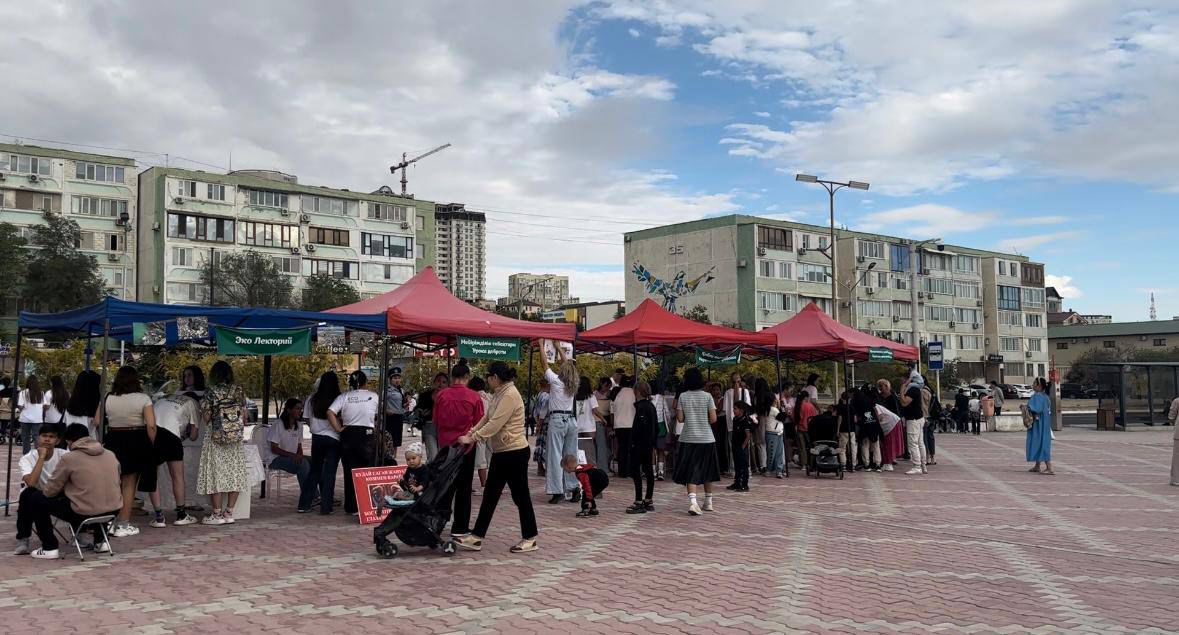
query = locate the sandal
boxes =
[1042,470,1055,475]
[510,538,538,553]
[454,535,483,551]
[1028,467,1041,473]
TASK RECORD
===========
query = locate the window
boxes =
[1056,342,1069,350]
[1103,340,1116,348]
[857,240,884,259]
[801,297,831,315]
[309,227,350,246]
[998,285,1021,310]
[207,184,226,201]
[1154,338,1167,347]
[243,222,297,248]
[858,300,890,318]
[178,180,198,198]
[171,247,194,267]
[958,335,983,350]
[893,301,912,319]
[369,202,408,222]
[801,234,810,249]
[818,235,829,250]
[798,263,831,284]
[757,226,792,251]
[1000,337,1022,352]
[758,291,795,312]
[361,233,414,259]
[877,272,888,288]
[1028,338,1043,352]
[999,311,1021,326]
[1010,262,1018,277]
[889,244,910,272]
[1025,313,1043,328]
[4,153,52,176]
[76,231,123,251]
[248,189,289,209]
[892,274,909,291]
[415,215,425,231]
[167,282,200,303]
[1022,287,1045,309]
[954,280,981,299]
[1021,263,1045,286]
[921,252,951,271]
[999,261,1006,276]
[71,196,127,218]
[305,258,359,280]
[383,264,394,280]
[923,277,954,295]
[1006,362,1026,377]
[166,213,235,242]
[954,255,980,274]
[75,162,125,183]
[302,195,357,216]
[272,256,300,275]
[926,305,955,322]
[758,260,791,279]
[955,308,981,323]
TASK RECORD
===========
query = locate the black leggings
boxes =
[615,429,632,477]
[631,450,654,501]
[339,426,375,514]
[472,447,538,540]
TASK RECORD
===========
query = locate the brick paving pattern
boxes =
[2,426,1177,634]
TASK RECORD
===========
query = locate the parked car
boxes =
[968,383,993,397]
[1060,383,1086,399]
[998,383,1019,399]
[1084,386,1116,399]
[1009,384,1034,399]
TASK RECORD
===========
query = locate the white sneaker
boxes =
[111,524,139,538]
[222,511,235,524]
[905,468,923,475]
[688,502,702,516]
[94,542,111,554]
[882,464,894,472]
[173,513,197,526]
[702,498,714,512]
[30,548,59,559]
[921,467,929,475]
[149,514,166,529]
[200,514,226,526]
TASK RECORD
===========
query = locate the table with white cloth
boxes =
[156,436,265,520]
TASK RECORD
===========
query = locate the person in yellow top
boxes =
[454,361,539,554]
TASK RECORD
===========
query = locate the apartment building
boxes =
[507,273,572,309]
[624,214,1049,384]
[434,203,486,301]
[0,143,138,308]
[1049,319,1179,379]
[136,168,435,305]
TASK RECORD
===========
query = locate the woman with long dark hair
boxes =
[328,370,380,516]
[65,370,101,434]
[433,361,485,537]
[1026,377,1055,475]
[574,376,601,464]
[180,365,207,396]
[674,367,720,516]
[754,378,784,477]
[792,388,818,471]
[96,366,157,537]
[196,361,248,525]
[43,376,69,426]
[268,398,316,512]
[16,375,46,453]
[308,371,342,514]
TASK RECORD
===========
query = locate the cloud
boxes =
[1047,274,1083,299]
[856,204,994,238]
[996,231,1084,254]
[753,111,771,118]
[627,28,640,38]
[1009,215,1069,226]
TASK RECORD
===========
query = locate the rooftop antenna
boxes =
[1150,292,1157,320]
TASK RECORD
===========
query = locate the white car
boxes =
[1010,384,1034,399]
[968,383,993,397]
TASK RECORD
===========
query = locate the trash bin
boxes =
[1097,408,1116,431]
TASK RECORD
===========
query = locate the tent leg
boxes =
[632,346,638,379]
[84,335,93,371]
[376,338,390,466]
[98,318,111,442]
[524,342,534,432]
[3,328,23,517]
[261,355,272,427]
[775,348,781,392]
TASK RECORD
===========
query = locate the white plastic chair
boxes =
[250,425,293,501]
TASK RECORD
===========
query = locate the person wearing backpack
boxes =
[196,361,249,526]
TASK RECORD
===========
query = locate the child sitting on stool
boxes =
[562,453,608,517]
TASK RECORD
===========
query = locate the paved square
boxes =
[2,427,1177,634]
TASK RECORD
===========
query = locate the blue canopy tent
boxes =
[4,296,386,516]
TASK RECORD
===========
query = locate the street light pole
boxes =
[795,174,869,325]
[908,237,942,373]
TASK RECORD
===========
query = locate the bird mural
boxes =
[632,262,716,313]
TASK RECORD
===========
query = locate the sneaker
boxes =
[921,468,929,475]
[297,508,312,514]
[30,548,59,559]
[882,464,894,472]
[688,502,702,516]
[656,473,665,481]
[702,498,714,512]
[547,494,563,505]
[450,532,471,539]
[626,503,647,514]
[111,523,140,537]
[93,542,111,554]
[643,500,655,511]
[510,538,538,553]
[569,488,582,503]
[13,538,30,555]
[905,468,923,475]
[775,472,784,479]
[455,535,483,551]
[222,510,235,524]
[173,512,197,526]
[149,512,166,528]
[575,508,594,518]
[739,486,750,492]
[200,514,226,526]
[726,483,739,490]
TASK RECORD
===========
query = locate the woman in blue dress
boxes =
[1026,377,1054,475]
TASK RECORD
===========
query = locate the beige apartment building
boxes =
[1049,319,1179,378]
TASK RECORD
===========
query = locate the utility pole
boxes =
[908,237,943,374]
[208,246,215,305]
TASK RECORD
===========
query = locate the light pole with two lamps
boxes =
[794,174,869,325]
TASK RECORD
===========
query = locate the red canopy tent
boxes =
[327,267,575,346]
[763,303,919,362]
[578,299,777,355]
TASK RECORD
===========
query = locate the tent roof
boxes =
[578,299,778,354]
[335,267,575,344]
[18,296,385,339]
[762,303,919,362]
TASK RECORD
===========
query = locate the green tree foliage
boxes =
[682,305,711,324]
[25,213,105,313]
[0,222,28,306]
[300,273,360,311]
[201,250,293,308]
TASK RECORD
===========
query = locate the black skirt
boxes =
[106,428,159,492]
[673,442,721,485]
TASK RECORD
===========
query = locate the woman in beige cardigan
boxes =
[455,361,539,553]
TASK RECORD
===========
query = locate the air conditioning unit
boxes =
[28,174,39,183]
[975,300,983,307]
[279,209,290,216]
[106,253,119,262]
[917,291,925,299]
[857,255,866,263]
[299,214,311,223]
[949,321,956,328]
[173,197,184,204]
[736,259,747,268]
[1025,351,1033,358]
[972,322,980,329]
[289,247,300,255]
[400,221,410,230]
[305,243,316,252]
[865,287,875,295]
[152,222,161,231]
[757,247,767,256]
[892,315,900,323]
[921,268,930,275]
[0,172,7,181]
[152,285,160,295]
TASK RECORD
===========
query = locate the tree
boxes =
[24,212,105,313]
[683,304,711,324]
[200,250,293,308]
[300,273,361,311]
[0,223,28,336]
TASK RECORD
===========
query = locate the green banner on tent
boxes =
[868,347,894,362]
[695,345,742,367]
[457,336,521,361]
[215,327,312,356]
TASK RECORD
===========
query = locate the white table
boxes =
[156,438,264,519]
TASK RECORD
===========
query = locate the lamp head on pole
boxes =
[848,180,870,190]
[795,173,818,183]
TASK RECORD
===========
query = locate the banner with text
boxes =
[695,346,743,367]
[868,347,894,362]
[215,327,312,356]
[351,465,409,525]
[457,336,521,361]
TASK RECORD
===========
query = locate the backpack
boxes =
[208,387,245,445]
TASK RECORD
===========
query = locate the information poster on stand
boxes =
[351,465,409,525]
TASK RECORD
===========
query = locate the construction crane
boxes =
[390,143,451,196]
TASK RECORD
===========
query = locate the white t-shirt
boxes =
[968,398,981,414]
[805,385,819,402]
[17,390,46,423]
[43,404,66,425]
[62,413,94,434]
[722,388,751,431]
[762,407,783,435]
[153,394,200,438]
[267,421,304,458]
[543,368,575,412]
[612,387,636,430]
[329,389,379,428]
[575,395,599,434]
[306,393,338,440]
[19,448,67,490]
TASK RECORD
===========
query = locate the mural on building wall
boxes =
[632,262,716,313]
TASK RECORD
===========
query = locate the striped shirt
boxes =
[677,390,715,444]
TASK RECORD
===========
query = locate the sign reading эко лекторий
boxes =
[457,336,521,361]
[215,326,312,356]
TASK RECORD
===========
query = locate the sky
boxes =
[2,1,1177,321]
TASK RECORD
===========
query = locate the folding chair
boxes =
[54,514,116,561]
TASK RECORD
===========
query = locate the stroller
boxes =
[805,412,844,480]
[373,445,469,559]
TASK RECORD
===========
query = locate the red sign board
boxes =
[350,465,408,525]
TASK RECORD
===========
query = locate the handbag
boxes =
[1020,404,1035,429]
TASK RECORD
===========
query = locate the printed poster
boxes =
[350,465,409,525]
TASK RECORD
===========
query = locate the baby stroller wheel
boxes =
[376,540,398,559]
[442,541,457,557]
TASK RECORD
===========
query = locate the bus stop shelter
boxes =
[1085,361,1179,429]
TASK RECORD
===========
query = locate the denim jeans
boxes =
[764,431,785,474]
[269,455,316,511]
[544,413,579,495]
[310,434,341,514]
[421,422,439,461]
[21,422,40,454]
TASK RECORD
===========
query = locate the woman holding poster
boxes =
[541,340,581,504]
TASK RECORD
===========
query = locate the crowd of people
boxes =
[7,354,1066,558]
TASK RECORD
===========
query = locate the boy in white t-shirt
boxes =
[13,424,67,555]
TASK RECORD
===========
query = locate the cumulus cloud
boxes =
[753,111,771,118]
[857,204,994,238]
[996,231,1084,254]
[1047,274,1083,299]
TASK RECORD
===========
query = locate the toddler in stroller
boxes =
[373,444,469,559]
[806,406,844,479]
